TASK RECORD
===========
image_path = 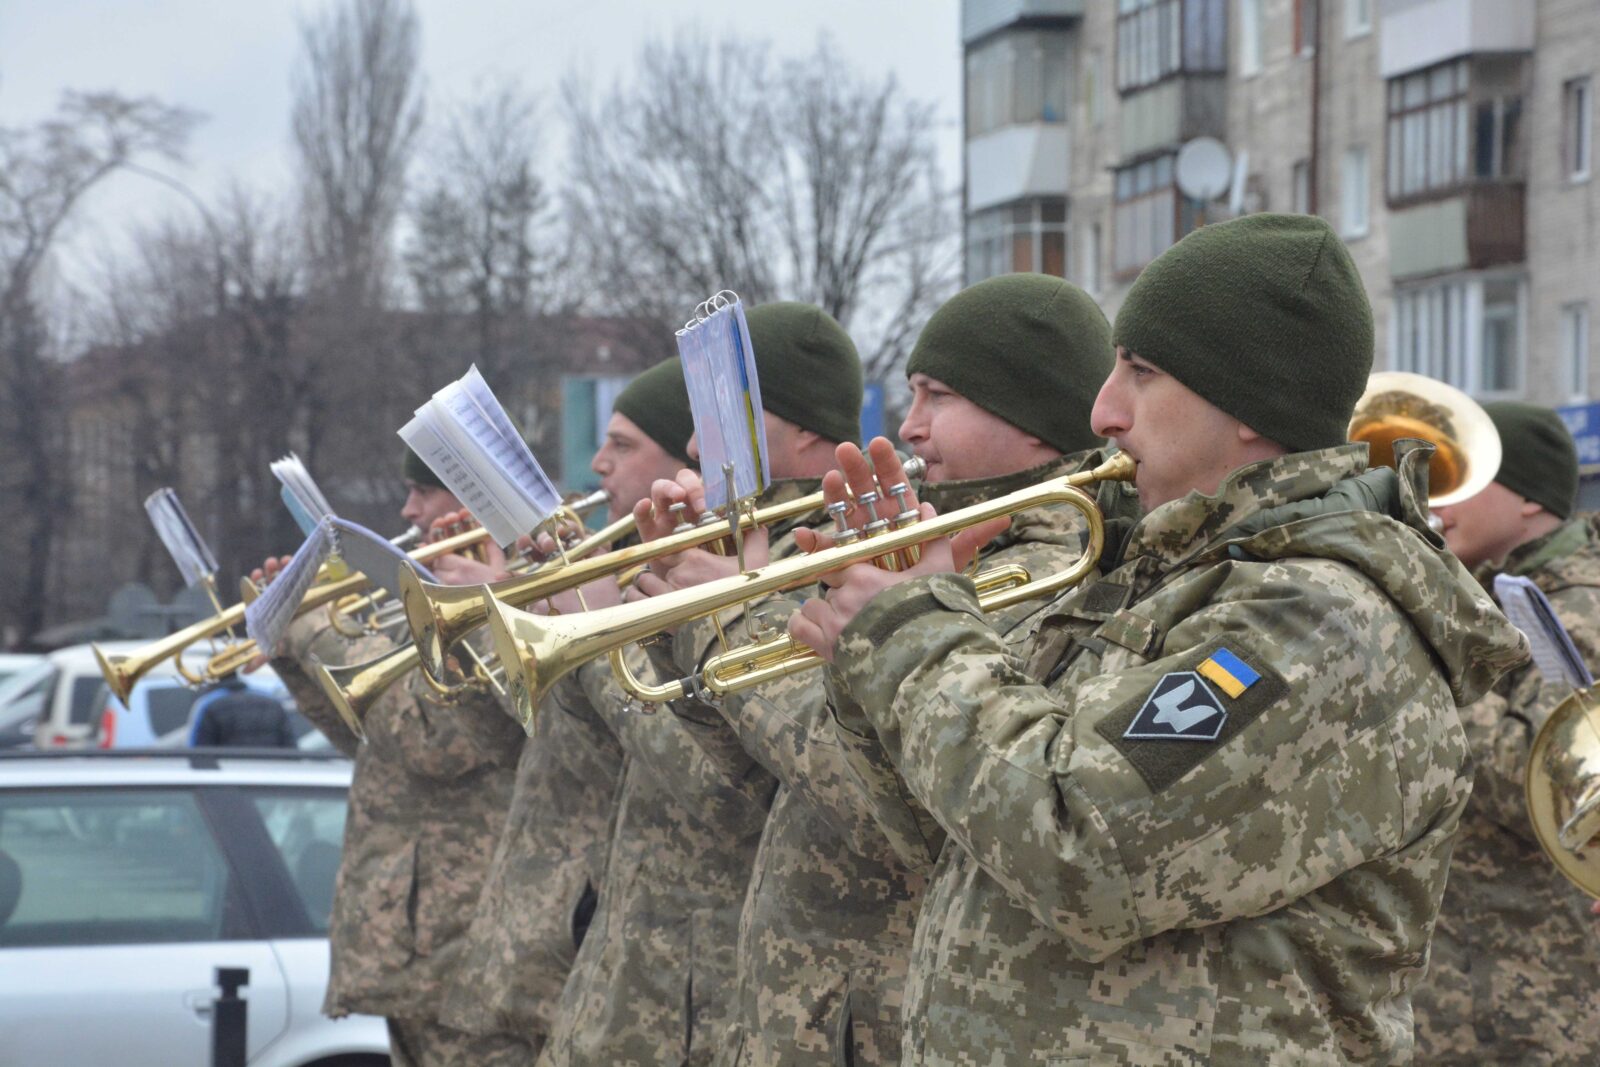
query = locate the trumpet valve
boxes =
[669,502,693,534]
[827,501,860,546]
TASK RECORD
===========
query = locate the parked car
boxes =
[0,749,389,1066]
[0,654,43,689]
[96,668,318,750]
[0,641,213,750]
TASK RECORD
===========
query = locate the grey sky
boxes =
[0,0,963,289]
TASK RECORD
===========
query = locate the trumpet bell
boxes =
[1349,371,1502,508]
[1527,687,1600,899]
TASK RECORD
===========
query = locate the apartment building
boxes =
[962,0,1600,502]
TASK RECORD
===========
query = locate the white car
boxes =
[0,751,389,1066]
[0,641,216,750]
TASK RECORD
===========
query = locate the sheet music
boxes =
[271,453,336,536]
[245,521,334,657]
[144,488,219,589]
[678,296,770,507]
[331,517,435,593]
[398,365,561,547]
[1494,574,1593,689]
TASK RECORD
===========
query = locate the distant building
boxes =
[961,0,1599,500]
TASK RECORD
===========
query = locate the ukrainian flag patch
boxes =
[1196,647,1259,699]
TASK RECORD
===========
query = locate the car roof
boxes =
[0,750,352,789]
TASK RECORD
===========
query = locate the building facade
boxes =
[962,0,1599,498]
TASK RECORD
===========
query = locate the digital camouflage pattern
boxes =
[273,613,527,1063]
[1413,517,1600,1065]
[440,675,625,1049]
[831,443,1529,1065]
[386,1017,529,1067]
[692,452,1115,1066]
[535,639,777,1067]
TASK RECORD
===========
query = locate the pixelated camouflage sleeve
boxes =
[835,560,1460,963]
[271,612,385,758]
[575,648,774,838]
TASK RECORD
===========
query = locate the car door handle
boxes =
[183,989,214,1019]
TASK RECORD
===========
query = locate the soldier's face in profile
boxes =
[1433,480,1542,569]
[402,481,464,534]
[593,413,683,521]
[898,373,1055,483]
[1091,349,1262,511]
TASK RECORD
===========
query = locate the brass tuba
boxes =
[1527,688,1600,898]
[1348,371,1502,507]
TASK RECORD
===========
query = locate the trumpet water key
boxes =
[485,452,1135,724]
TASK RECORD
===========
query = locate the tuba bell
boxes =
[1527,688,1600,899]
[1348,371,1502,508]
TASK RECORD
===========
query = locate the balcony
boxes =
[1118,76,1227,160]
[1379,0,1534,80]
[962,0,1084,44]
[967,125,1071,212]
[1388,183,1525,279]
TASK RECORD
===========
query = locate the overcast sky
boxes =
[0,0,963,289]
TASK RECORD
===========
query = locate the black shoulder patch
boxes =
[1094,638,1289,793]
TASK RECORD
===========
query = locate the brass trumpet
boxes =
[1527,688,1600,898]
[94,524,491,704]
[486,452,1136,721]
[401,458,927,686]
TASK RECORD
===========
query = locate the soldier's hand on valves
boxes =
[431,538,510,587]
[788,438,1007,664]
[543,574,624,615]
[629,528,770,599]
[634,469,709,544]
[242,555,294,671]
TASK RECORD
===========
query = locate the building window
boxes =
[1294,0,1317,57]
[1291,160,1311,213]
[1342,147,1370,237]
[1392,275,1525,396]
[1385,60,1469,202]
[1114,155,1202,275]
[1345,0,1371,38]
[1239,0,1263,77]
[966,30,1072,139]
[1566,76,1593,181]
[1117,0,1225,93]
[966,198,1069,284]
[1563,303,1591,401]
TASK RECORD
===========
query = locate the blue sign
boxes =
[1557,401,1600,474]
[861,381,886,444]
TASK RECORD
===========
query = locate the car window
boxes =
[68,676,105,726]
[248,791,347,933]
[0,789,244,948]
[0,671,53,727]
[147,687,200,737]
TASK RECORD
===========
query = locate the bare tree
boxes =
[291,0,424,307]
[562,33,957,383]
[0,91,197,645]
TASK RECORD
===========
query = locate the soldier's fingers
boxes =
[866,437,918,517]
[675,468,709,517]
[949,515,1010,572]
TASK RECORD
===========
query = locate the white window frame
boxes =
[1341,146,1369,238]
[1566,76,1593,182]
[1344,0,1371,39]
[1389,273,1526,399]
[1239,0,1263,78]
[1291,160,1311,214]
[1563,302,1591,403]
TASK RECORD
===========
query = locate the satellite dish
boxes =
[1176,137,1233,202]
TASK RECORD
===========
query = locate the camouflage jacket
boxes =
[273,614,524,1022]
[702,452,1115,1066]
[1413,517,1600,1065]
[535,639,777,1067]
[831,443,1528,1066]
[440,676,625,1045]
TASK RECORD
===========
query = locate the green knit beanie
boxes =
[613,357,695,464]
[402,447,445,489]
[907,273,1112,453]
[1483,401,1579,519]
[1113,214,1374,452]
[745,302,863,445]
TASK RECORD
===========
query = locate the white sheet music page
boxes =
[677,297,770,508]
[245,520,335,657]
[144,488,219,589]
[1494,574,1593,689]
[331,517,435,592]
[271,453,336,536]
[397,365,560,547]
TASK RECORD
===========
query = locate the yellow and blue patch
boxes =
[1196,647,1259,699]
